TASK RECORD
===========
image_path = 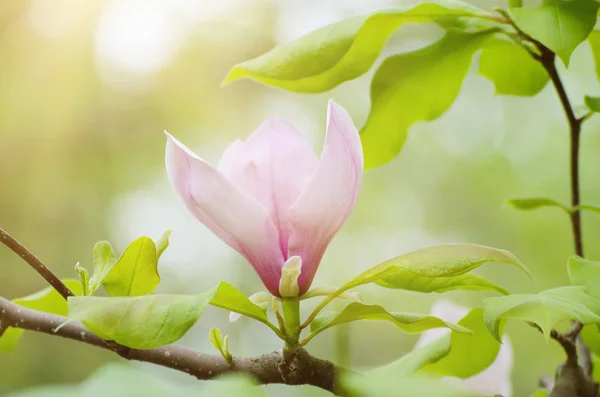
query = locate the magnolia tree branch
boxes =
[0,227,75,300]
[0,296,346,393]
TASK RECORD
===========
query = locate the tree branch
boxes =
[0,227,74,300]
[0,297,346,394]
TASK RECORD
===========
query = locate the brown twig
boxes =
[0,227,74,300]
[0,297,347,393]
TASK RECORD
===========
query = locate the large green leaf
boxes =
[506,197,570,213]
[69,282,274,348]
[421,309,502,378]
[340,372,472,397]
[88,241,117,295]
[103,237,160,297]
[375,270,509,295]
[510,0,599,65]
[568,255,600,299]
[0,280,83,353]
[68,289,218,349]
[361,31,493,168]
[310,244,529,317]
[483,286,600,340]
[223,2,496,93]
[479,38,549,96]
[308,303,469,341]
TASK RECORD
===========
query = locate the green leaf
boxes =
[483,286,600,340]
[155,230,172,259]
[506,197,570,213]
[369,334,451,376]
[69,288,219,349]
[312,244,529,315]
[75,263,90,296]
[568,255,600,299]
[0,280,83,353]
[103,237,160,297]
[308,303,469,342]
[510,0,599,65]
[585,96,600,112]
[479,38,549,96]
[89,241,117,295]
[223,3,498,93]
[209,327,232,363]
[69,281,275,349]
[577,204,600,214]
[589,31,600,79]
[361,31,493,168]
[581,325,600,357]
[421,309,503,378]
[530,390,548,397]
[375,271,509,295]
[340,372,472,397]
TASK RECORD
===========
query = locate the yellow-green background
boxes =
[1,0,600,395]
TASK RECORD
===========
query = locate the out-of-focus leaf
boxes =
[319,244,529,308]
[568,255,600,299]
[370,334,451,376]
[483,286,600,340]
[308,303,469,340]
[581,325,600,357]
[5,363,266,397]
[75,263,89,296]
[479,39,549,96]
[209,282,270,324]
[103,237,160,297]
[589,31,600,79]
[155,230,172,259]
[506,197,570,213]
[340,372,472,397]
[361,31,493,168]
[585,96,600,112]
[375,271,509,295]
[89,241,117,295]
[0,280,83,353]
[510,0,599,65]
[421,309,502,378]
[68,288,218,349]
[577,204,600,214]
[223,2,497,93]
[530,390,548,397]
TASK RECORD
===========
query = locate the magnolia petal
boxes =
[165,132,285,294]
[218,118,318,256]
[287,100,363,294]
[279,256,302,298]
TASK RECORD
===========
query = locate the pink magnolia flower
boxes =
[165,100,363,297]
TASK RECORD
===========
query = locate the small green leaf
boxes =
[223,3,496,93]
[483,286,600,340]
[69,288,219,349]
[506,197,570,213]
[103,237,160,297]
[0,280,83,353]
[422,309,503,378]
[585,96,600,112]
[375,271,509,295]
[155,230,172,259]
[308,303,469,340]
[75,263,90,296]
[361,31,493,168]
[209,327,232,364]
[589,31,600,80]
[568,255,600,299]
[510,0,599,65]
[209,282,270,324]
[340,372,472,397]
[479,38,549,96]
[89,241,117,295]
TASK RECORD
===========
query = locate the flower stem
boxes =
[281,298,301,348]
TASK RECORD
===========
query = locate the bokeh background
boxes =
[1,0,600,395]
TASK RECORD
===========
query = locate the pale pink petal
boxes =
[165,132,284,295]
[287,100,363,294]
[218,118,318,256]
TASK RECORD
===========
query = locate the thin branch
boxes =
[0,227,74,300]
[0,297,347,393]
